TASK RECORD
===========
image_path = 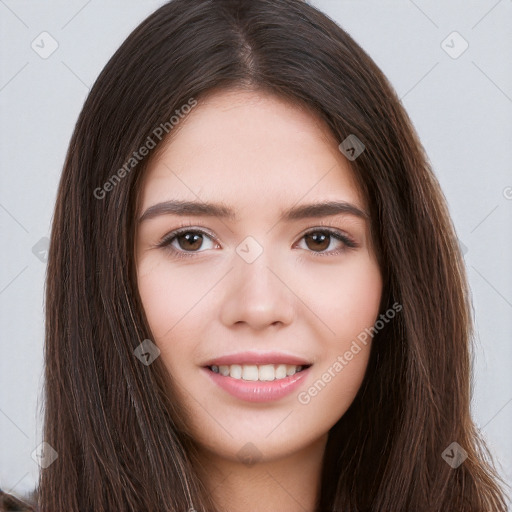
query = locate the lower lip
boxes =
[203,366,311,403]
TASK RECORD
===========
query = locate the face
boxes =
[135,88,382,465]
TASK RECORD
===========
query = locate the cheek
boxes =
[136,255,217,384]
[138,249,382,369]
[296,250,383,345]
[289,264,381,445]
[297,254,381,401]
[134,248,383,458]
[136,255,209,339]
[137,261,176,338]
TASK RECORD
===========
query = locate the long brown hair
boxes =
[19,0,509,510]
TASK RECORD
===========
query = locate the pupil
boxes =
[307,233,329,251]
[176,232,331,252]
[180,232,202,250]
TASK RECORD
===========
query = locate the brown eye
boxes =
[297,229,357,256]
[304,232,331,252]
[174,232,204,251]
[158,228,217,258]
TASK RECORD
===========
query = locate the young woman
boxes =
[5,0,508,510]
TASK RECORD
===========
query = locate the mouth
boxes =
[206,363,312,382]
[201,351,313,402]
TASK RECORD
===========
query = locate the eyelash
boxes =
[155,221,358,260]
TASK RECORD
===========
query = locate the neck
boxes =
[195,434,328,512]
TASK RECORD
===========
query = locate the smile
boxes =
[208,363,309,381]
[203,364,312,402]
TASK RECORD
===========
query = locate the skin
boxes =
[135,88,383,512]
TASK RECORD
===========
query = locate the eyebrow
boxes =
[138,199,369,224]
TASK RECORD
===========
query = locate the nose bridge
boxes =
[219,238,295,329]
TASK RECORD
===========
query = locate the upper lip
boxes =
[202,351,312,367]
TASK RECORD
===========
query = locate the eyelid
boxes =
[297,225,358,256]
[156,222,219,251]
[299,220,357,242]
[156,220,359,258]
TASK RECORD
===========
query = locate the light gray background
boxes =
[1,0,511,502]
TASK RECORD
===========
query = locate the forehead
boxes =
[138,88,365,217]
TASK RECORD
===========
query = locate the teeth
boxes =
[275,364,287,379]
[242,365,259,381]
[209,363,306,381]
[230,364,242,379]
[259,364,275,381]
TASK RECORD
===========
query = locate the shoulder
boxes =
[0,488,37,511]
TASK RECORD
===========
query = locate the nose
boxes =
[219,252,295,331]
